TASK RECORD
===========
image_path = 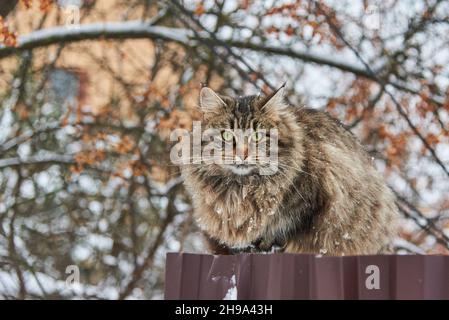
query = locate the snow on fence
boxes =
[165,253,449,300]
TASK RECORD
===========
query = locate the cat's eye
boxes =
[251,131,264,142]
[222,130,234,142]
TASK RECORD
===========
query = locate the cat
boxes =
[181,85,398,255]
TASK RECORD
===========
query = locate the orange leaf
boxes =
[285,25,295,36]
[195,3,205,16]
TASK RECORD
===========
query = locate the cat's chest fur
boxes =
[189,178,284,248]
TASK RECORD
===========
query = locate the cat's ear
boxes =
[199,87,226,114]
[260,83,287,112]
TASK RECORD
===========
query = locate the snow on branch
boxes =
[0,21,191,58]
[0,154,74,168]
[0,20,372,77]
[1,20,444,105]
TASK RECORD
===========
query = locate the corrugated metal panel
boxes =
[165,253,449,300]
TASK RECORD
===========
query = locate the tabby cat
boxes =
[181,85,398,255]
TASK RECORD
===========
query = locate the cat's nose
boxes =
[236,146,249,162]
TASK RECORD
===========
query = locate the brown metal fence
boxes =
[165,253,449,299]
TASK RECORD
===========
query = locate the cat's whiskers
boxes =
[255,159,317,179]
[254,159,307,203]
[274,169,307,203]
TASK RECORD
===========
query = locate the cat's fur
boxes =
[181,86,398,255]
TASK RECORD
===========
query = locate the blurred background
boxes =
[0,0,448,299]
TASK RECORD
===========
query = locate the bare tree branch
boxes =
[0,154,74,168]
[1,19,445,107]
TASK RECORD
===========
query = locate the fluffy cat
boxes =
[181,85,398,255]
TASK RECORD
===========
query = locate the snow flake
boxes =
[319,248,328,254]
[223,275,237,300]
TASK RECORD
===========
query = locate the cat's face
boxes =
[196,86,299,179]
